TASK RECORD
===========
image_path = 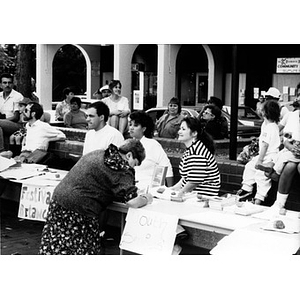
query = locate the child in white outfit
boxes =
[237,100,281,204]
[257,110,300,179]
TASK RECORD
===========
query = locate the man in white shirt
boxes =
[82,101,125,253]
[0,73,24,155]
[82,101,124,155]
[15,102,66,162]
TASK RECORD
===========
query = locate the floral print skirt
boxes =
[39,199,102,255]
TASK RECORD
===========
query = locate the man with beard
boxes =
[14,102,66,162]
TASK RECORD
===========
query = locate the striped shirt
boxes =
[179,139,220,196]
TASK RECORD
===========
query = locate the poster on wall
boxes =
[133,90,143,110]
[277,58,300,73]
[18,184,55,222]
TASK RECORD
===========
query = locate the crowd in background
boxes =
[1,72,300,254]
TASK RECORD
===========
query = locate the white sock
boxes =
[274,193,288,208]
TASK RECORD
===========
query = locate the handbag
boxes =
[24,149,50,164]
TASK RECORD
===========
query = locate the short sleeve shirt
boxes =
[0,89,23,118]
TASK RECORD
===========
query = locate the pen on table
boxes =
[22,172,46,180]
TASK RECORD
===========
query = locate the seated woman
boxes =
[199,104,225,140]
[171,116,220,198]
[55,87,74,121]
[129,110,173,191]
[156,97,184,139]
[101,80,130,134]
[64,97,88,129]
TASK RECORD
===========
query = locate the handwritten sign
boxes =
[120,208,178,255]
[18,184,54,222]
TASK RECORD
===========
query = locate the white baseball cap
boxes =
[265,87,281,99]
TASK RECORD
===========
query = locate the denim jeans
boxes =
[0,119,21,151]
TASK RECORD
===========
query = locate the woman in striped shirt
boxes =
[171,117,220,197]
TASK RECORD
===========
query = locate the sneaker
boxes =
[236,189,253,200]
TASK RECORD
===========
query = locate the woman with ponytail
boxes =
[170,116,220,197]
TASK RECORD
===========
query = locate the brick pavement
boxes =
[0,199,121,255]
[1,198,208,255]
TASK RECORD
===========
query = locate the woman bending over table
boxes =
[39,139,153,255]
[171,116,220,198]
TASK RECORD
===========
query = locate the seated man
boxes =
[14,102,66,163]
[0,73,24,155]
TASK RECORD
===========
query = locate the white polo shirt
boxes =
[0,89,23,118]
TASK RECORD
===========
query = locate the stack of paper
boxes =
[0,156,17,172]
[208,194,237,210]
[210,226,300,255]
[234,202,264,216]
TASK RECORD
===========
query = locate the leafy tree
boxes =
[0,44,36,97]
[15,44,36,97]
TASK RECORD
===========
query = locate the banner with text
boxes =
[18,184,54,222]
[120,207,178,255]
[277,58,300,73]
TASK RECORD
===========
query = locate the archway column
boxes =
[36,44,59,110]
[157,45,180,107]
[113,44,138,109]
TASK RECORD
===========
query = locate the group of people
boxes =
[38,96,221,254]
[238,86,300,215]
[156,96,228,140]
[2,72,300,254]
[56,80,131,135]
[0,73,65,160]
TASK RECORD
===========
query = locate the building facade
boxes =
[36,44,300,110]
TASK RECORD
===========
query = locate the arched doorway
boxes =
[131,44,158,110]
[52,44,87,101]
[176,45,209,107]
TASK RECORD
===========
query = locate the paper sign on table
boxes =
[18,184,55,222]
[120,207,178,255]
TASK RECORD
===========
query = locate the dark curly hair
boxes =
[129,110,155,138]
[182,116,216,154]
[70,96,81,107]
[119,138,146,166]
[109,80,122,91]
